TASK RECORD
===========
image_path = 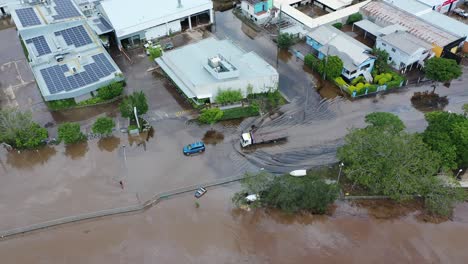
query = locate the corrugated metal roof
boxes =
[353,19,382,36]
[380,31,433,55]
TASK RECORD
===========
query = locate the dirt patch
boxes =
[411,90,448,112]
[202,130,225,145]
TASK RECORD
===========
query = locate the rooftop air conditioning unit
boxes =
[55,55,64,62]
[208,56,221,68]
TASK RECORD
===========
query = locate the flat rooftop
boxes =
[10,1,122,101]
[99,0,212,38]
[361,1,459,47]
[156,37,278,98]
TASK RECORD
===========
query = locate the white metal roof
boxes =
[379,31,433,55]
[353,19,382,36]
[99,0,212,38]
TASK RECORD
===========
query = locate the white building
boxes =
[241,0,277,25]
[376,31,433,71]
[414,0,460,13]
[98,0,213,49]
[156,37,279,104]
[10,0,123,102]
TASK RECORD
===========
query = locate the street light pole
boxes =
[337,162,344,184]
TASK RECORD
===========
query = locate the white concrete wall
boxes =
[145,20,181,40]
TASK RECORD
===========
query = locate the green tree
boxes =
[323,56,344,80]
[332,22,343,29]
[365,112,405,132]
[0,108,47,149]
[198,108,223,125]
[98,82,124,100]
[119,91,149,120]
[277,33,293,49]
[424,57,462,90]
[92,117,115,135]
[346,12,363,25]
[372,48,390,74]
[58,122,86,144]
[233,172,339,214]
[422,177,466,217]
[463,104,468,116]
[338,126,441,201]
[422,111,468,170]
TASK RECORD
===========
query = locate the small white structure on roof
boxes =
[376,31,434,71]
[98,0,213,48]
[156,37,279,104]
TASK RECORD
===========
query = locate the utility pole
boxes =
[322,45,330,80]
[276,4,282,69]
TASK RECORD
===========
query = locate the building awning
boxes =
[353,19,382,37]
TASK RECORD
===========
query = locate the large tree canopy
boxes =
[364,112,405,132]
[424,57,462,83]
[0,108,47,149]
[119,91,149,120]
[338,126,441,200]
[422,111,468,170]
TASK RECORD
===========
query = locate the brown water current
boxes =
[1,186,467,263]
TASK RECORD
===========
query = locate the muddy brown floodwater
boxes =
[1,185,468,264]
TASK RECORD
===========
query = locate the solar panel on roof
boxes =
[16,8,41,27]
[40,53,116,94]
[55,25,92,47]
[52,0,81,20]
[25,36,52,56]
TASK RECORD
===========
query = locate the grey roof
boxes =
[308,25,373,70]
[380,31,433,55]
[353,19,382,37]
[378,24,408,36]
[156,37,278,99]
[361,1,459,47]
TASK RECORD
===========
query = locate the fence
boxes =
[0,175,246,239]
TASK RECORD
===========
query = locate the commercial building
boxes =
[376,31,433,71]
[10,0,123,102]
[414,0,460,13]
[97,0,213,49]
[361,1,466,60]
[306,25,375,81]
[156,37,279,104]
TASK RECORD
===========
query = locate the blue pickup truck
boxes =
[183,141,205,156]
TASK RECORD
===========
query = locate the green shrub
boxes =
[351,76,365,85]
[304,54,320,70]
[220,105,260,120]
[15,123,48,149]
[98,82,124,100]
[335,77,347,87]
[348,85,357,93]
[346,13,363,25]
[332,22,343,29]
[384,73,393,81]
[198,108,224,124]
[367,85,378,93]
[356,82,365,89]
[92,117,115,135]
[47,98,77,110]
[148,47,162,61]
[58,122,86,144]
[215,89,243,104]
[378,77,388,85]
[277,33,294,49]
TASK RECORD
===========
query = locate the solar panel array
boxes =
[16,8,41,27]
[25,36,52,56]
[40,53,116,94]
[52,0,81,20]
[55,25,92,47]
[94,17,113,33]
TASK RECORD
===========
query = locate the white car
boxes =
[453,8,468,18]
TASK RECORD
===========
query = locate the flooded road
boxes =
[1,185,468,264]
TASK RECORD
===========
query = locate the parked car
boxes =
[164,42,174,50]
[453,8,468,18]
[195,187,207,198]
[183,141,205,155]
